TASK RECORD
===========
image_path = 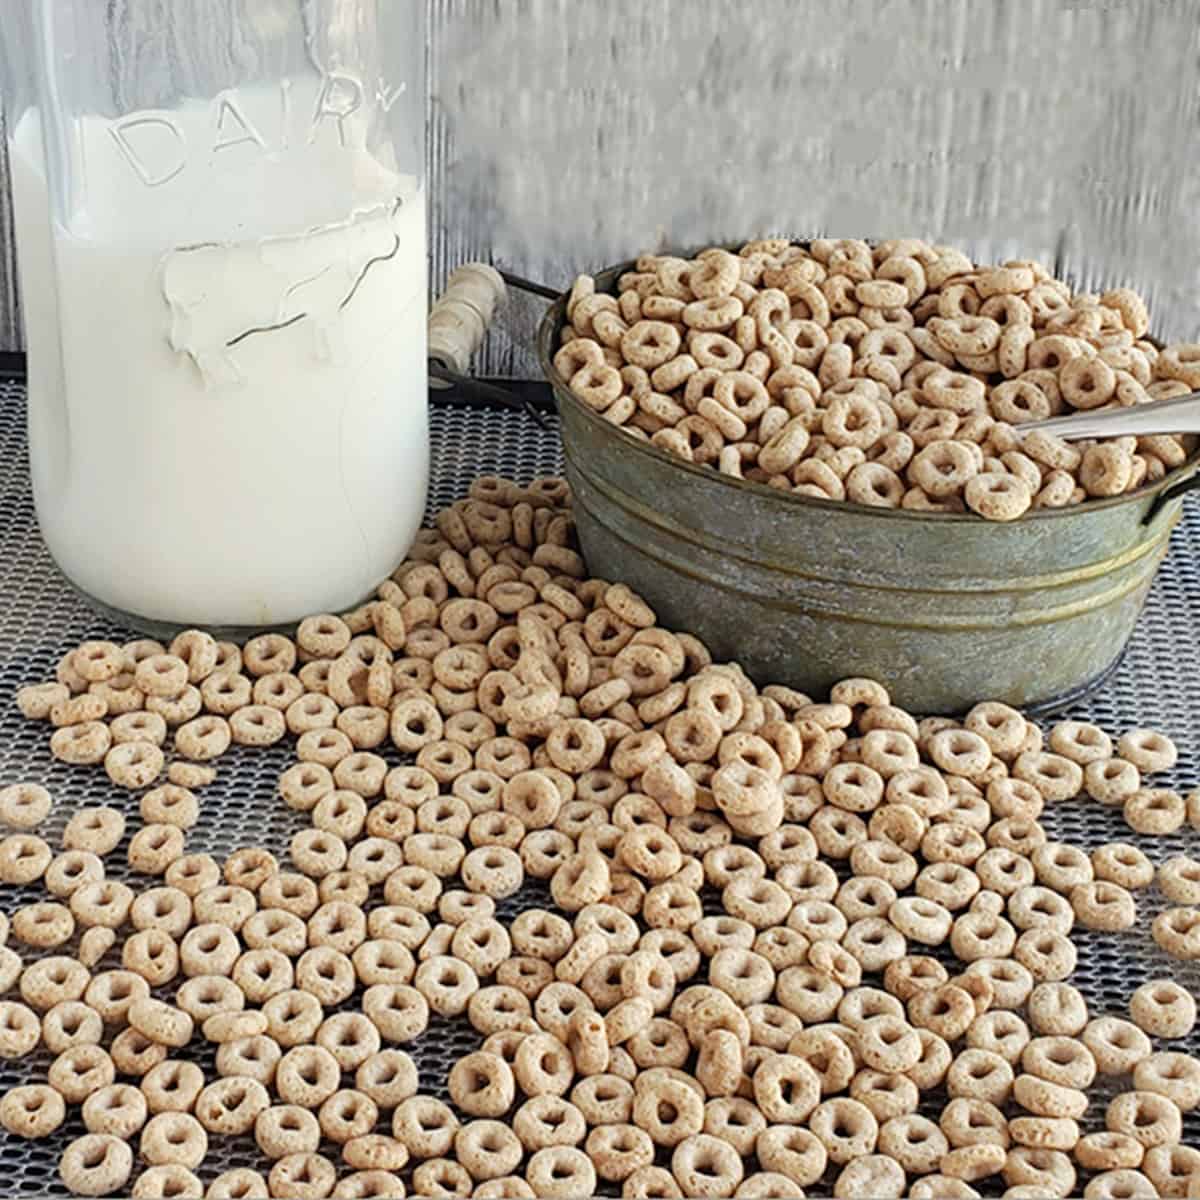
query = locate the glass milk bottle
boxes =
[2,0,428,633]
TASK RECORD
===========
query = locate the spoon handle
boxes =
[1020,392,1200,441]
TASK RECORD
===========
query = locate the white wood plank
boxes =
[0,108,20,352]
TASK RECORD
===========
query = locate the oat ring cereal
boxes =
[0,783,52,830]
[128,997,193,1049]
[1118,728,1178,773]
[139,1111,208,1170]
[46,1042,115,1104]
[1106,1090,1183,1150]
[59,1134,134,1197]
[523,1146,596,1199]
[1131,979,1197,1038]
[7,469,1200,1193]
[1,1083,66,1138]
[128,823,186,874]
[559,242,1193,514]
[140,785,200,830]
[201,1167,268,1200]
[268,1152,337,1199]
[660,1132,737,1197]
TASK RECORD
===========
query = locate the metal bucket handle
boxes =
[426,265,553,426]
[1144,470,1200,525]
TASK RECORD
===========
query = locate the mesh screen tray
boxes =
[0,379,1198,1195]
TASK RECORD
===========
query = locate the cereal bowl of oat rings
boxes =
[537,238,1200,714]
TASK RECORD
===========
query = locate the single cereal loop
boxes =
[206,1168,270,1200]
[255,1104,321,1160]
[1093,842,1154,888]
[670,1133,743,1197]
[22,956,90,1011]
[0,784,52,830]
[1118,728,1177,773]
[1,1083,66,1138]
[1152,907,1200,959]
[16,683,70,721]
[131,1165,204,1199]
[111,1028,168,1075]
[1158,855,1200,904]
[525,1146,597,1198]
[268,1153,337,1200]
[1131,979,1197,1038]
[1075,1130,1145,1172]
[59,1134,133,1197]
[129,998,194,1048]
[1106,1090,1183,1149]
[140,785,201,830]
[140,1111,208,1169]
[168,761,216,789]
[133,654,190,699]
[83,968,149,1025]
[229,705,287,747]
[12,900,75,949]
[50,722,112,766]
[128,823,186,874]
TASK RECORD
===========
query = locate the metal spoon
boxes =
[1020,391,1200,441]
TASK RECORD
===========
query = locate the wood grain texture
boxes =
[3,0,1200,378]
[0,108,20,352]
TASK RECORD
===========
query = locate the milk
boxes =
[10,79,428,629]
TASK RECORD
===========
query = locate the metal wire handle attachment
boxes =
[426,264,560,424]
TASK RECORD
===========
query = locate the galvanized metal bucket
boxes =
[536,260,1200,715]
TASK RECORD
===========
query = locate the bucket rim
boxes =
[535,256,1200,527]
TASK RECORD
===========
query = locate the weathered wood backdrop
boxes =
[2,0,1198,378]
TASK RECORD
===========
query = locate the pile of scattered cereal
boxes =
[553,240,1196,520]
[2,475,1199,1199]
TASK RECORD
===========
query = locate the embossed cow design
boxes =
[160,200,402,387]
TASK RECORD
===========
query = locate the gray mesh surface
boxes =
[1,376,1199,1195]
